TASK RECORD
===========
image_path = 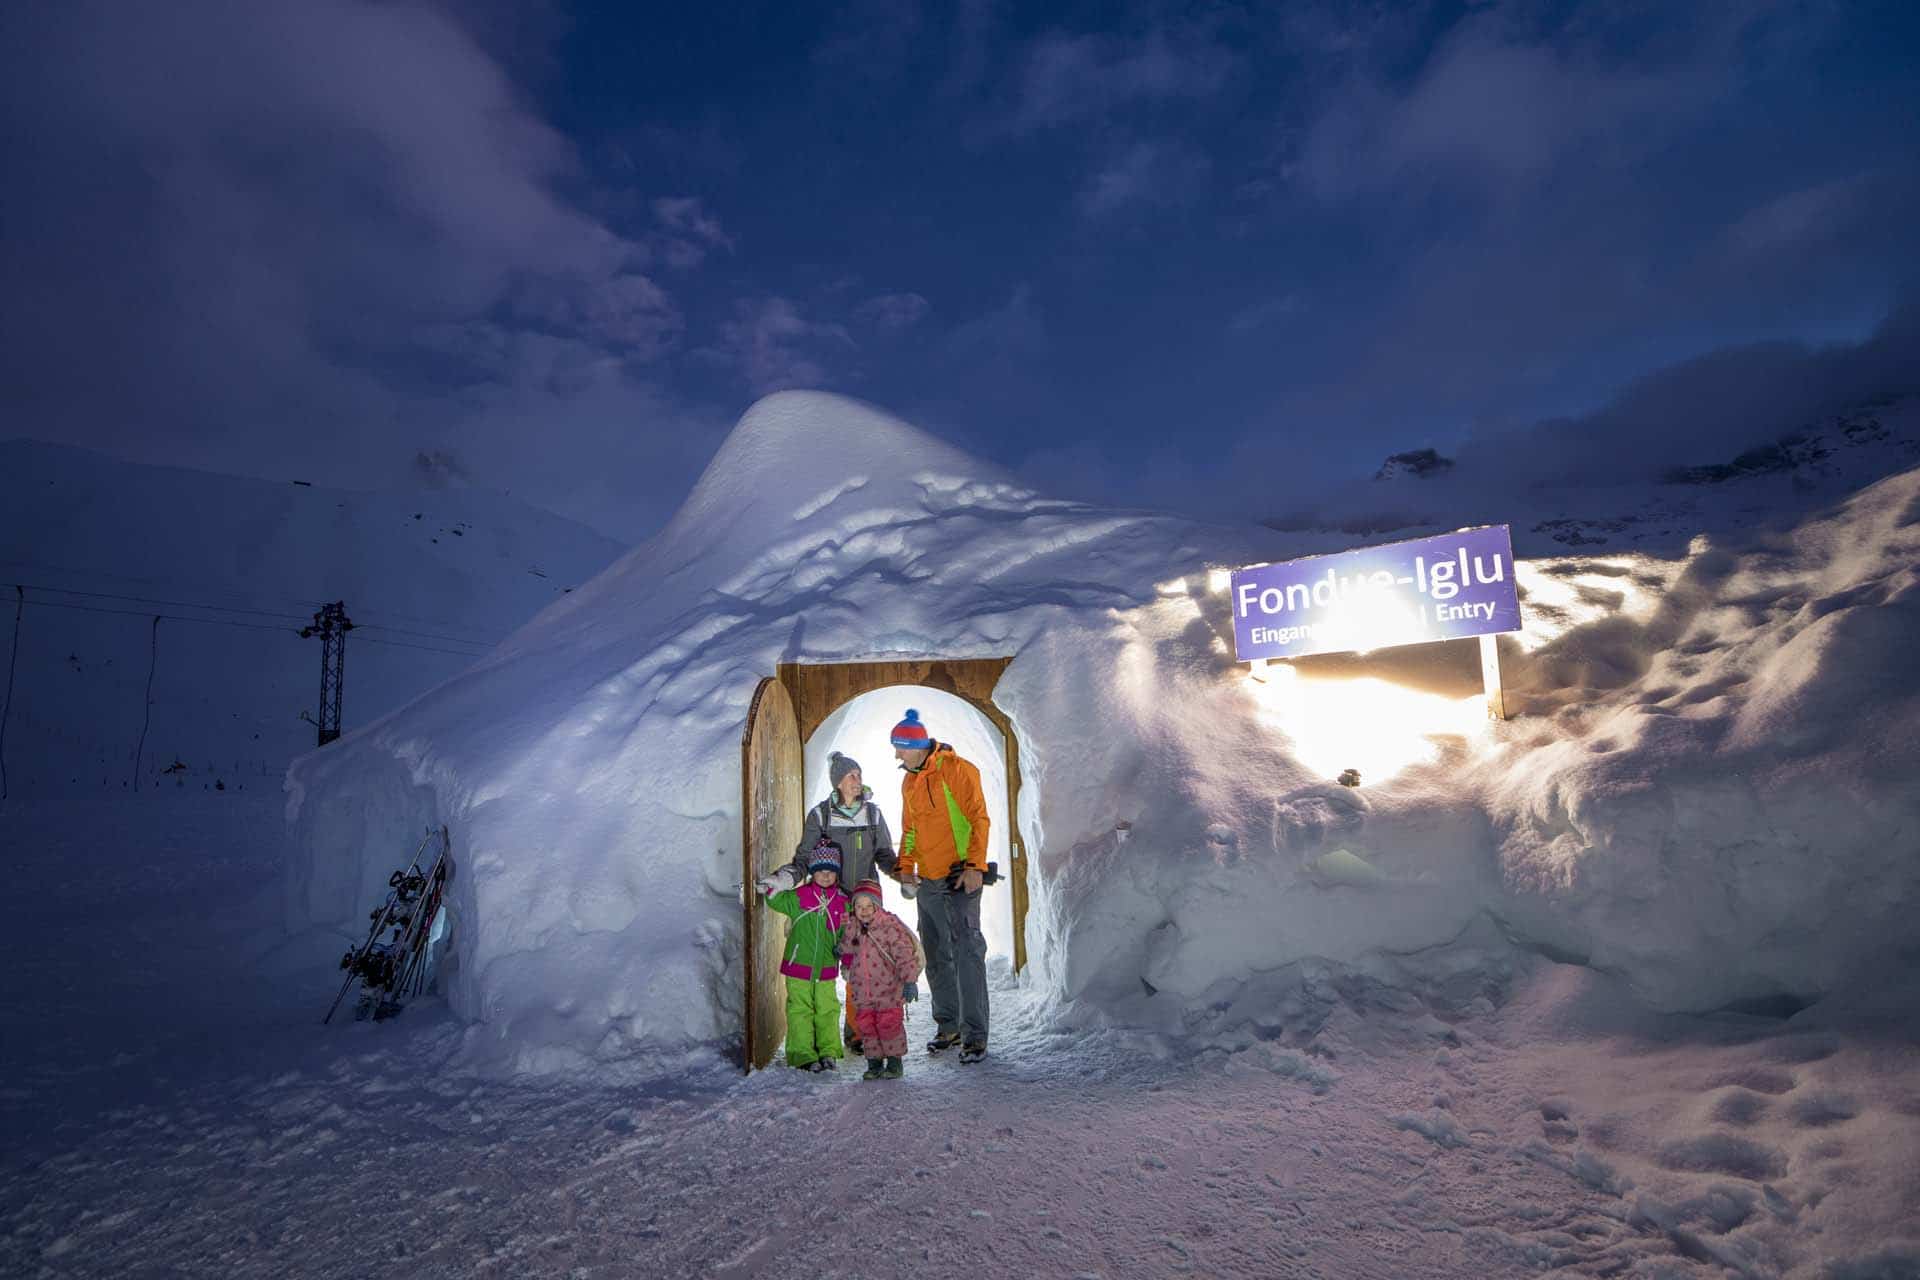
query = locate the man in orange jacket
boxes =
[890,708,992,1062]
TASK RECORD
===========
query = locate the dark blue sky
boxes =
[4,0,1918,539]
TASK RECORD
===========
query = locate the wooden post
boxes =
[1248,657,1269,683]
[1479,633,1507,721]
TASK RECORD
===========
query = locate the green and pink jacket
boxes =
[765,882,847,981]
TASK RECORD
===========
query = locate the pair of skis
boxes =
[323,825,453,1024]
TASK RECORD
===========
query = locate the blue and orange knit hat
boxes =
[807,838,844,875]
[890,708,931,750]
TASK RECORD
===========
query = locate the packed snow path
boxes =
[4,796,1917,1278]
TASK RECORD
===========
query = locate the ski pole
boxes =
[322,827,438,1024]
[392,831,452,1002]
[324,886,402,1025]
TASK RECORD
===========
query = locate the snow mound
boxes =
[284,391,1920,1075]
[1486,467,1920,1010]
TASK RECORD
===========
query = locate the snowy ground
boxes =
[5,794,1917,1279]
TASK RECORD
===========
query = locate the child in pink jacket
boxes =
[837,878,922,1079]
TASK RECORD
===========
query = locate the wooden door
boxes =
[740,677,802,1071]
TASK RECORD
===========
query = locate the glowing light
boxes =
[1247,664,1491,784]
[1309,584,1428,657]
[1512,555,1663,653]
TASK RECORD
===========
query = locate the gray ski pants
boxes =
[917,879,988,1045]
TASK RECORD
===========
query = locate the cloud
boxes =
[1226,294,1303,337]
[943,285,1047,364]
[1722,173,1874,259]
[708,297,854,395]
[1004,27,1231,134]
[1470,297,1920,487]
[651,196,735,270]
[812,0,927,86]
[856,293,933,335]
[1296,14,1731,204]
[0,0,726,541]
[511,273,682,358]
[1204,4,1919,489]
[1078,140,1211,218]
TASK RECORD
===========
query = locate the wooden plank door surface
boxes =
[741,676,802,1071]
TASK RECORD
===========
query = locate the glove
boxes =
[902,981,918,1004]
[898,874,918,901]
[756,867,797,897]
[874,848,899,875]
[945,864,989,894]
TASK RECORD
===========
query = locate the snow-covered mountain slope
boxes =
[1278,396,1920,557]
[0,441,626,794]
[283,390,1920,1078]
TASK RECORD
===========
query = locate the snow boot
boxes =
[882,1056,904,1078]
[862,1058,886,1081]
[959,1043,988,1065]
[927,1029,963,1055]
[819,1055,838,1071]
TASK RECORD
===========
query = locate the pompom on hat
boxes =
[890,708,931,750]
[807,838,844,874]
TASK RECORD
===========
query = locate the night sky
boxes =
[4,1,1918,540]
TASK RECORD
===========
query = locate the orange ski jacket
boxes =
[896,742,989,882]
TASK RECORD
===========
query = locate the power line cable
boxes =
[5,560,517,645]
[15,593,489,656]
[7,580,310,623]
[132,616,158,788]
[0,557,326,617]
[356,621,501,646]
[4,558,505,637]
[14,595,303,635]
[355,635,488,659]
[309,601,510,638]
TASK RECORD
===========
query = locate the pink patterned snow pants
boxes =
[854,1005,907,1057]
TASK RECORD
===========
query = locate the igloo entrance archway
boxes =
[739,658,1029,1072]
[808,686,1015,960]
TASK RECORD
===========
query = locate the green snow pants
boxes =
[783,976,844,1068]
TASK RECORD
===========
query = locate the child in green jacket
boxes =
[761,838,849,1071]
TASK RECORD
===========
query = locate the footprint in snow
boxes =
[1705,1065,1796,1095]
[1787,1092,1859,1128]
[1758,1033,1839,1065]
[1655,1134,1787,1181]
[1709,1089,1770,1126]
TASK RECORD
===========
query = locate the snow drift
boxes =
[283,392,1920,1075]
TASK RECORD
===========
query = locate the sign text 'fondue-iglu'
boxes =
[1230,525,1521,662]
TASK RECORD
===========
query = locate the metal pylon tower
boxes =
[300,601,354,746]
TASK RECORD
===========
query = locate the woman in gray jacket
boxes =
[757,752,900,897]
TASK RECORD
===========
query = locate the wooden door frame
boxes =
[773,657,1030,973]
[739,676,802,1073]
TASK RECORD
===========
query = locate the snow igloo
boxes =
[284,392,1920,1075]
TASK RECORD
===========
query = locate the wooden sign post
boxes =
[1479,633,1507,721]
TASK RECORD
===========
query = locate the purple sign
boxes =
[1230,525,1520,661]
